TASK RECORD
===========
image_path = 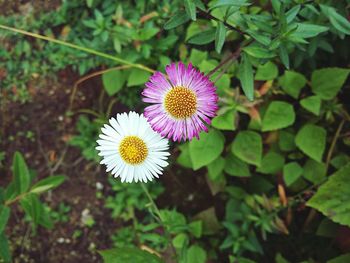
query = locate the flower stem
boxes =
[141,183,163,221]
[0,24,156,74]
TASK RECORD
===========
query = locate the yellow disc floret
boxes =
[164,86,197,119]
[119,136,148,165]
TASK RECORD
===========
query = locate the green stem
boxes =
[0,24,156,74]
[141,183,162,221]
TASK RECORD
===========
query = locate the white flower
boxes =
[96,111,170,183]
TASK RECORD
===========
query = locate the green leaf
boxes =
[127,69,151,87]
[20,194,42,227]
[293,23,328,38]
[255,61,278,81]
[286,5,300,24]
[13,151,31,195]
[307,163,350,227]
[177,144,193,169]
[189,220,202,238]
[243,46,275,59]
[295,124,327,162]
[279,70,307,99]
[262,101,295,131]
[211,109,236,130]
[102,70,126,96]
[320,5,350,35]
[224,153,250,177]
[0,206,10,233]
[0,233,11,263]
[303,159,326,184]
[300,95,321,116]
[279,131,296,152]
[232,131,262,167]
[99,248,163,263]
[188,29,216,45]
[257,151,285,175]
[189,49,208,66]
[184,0,196,21]
[186,245,207,263]
[283,162,303,186]
[215,22,226,53]
[311,68,350,100]
[189,130,225,170]
[279,44,290,69]
[30,175,66,194]
[210,0,250,9]
[164,11,190,30]
[207,156,225,181]
[327,253,350,263]
[238,53,254,101]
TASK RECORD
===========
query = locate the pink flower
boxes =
[142,62,218,141]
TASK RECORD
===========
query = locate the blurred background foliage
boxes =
[0,0,350,262]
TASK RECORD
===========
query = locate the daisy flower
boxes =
[96,112,170,183]
[142,62,218,141]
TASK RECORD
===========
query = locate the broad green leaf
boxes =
[30,175,66,194]
[327,253,350,263]
[207,156,225,181]
[307,163,350,227]
[189,130,225,170]
[243,46,275,59]
[215,22,226,53]
[102,70,126,96]
[224,153,250,177]
[279,70,307,99]
[186,245,207,263]
[283,162,303,186]
[238,53,254,101]
[184,0,196,21]
[0,206,10,233]
[257,151,285,175]
[0,233,11,263]
[177,144,193,169]
[255,61,278,81]
[99,248,163,263]
[188,29,216,45]
[311,68,350,100]
[300,95,321,116]
[127,69,151,87]
[164,12,190,30]
[211,110,236,130]
[262,101,295,131]
[172,233,189,249]
[13,151,31,195]
[232,131,262,166]
[331,154,350,169]
[292,23,328,38]
[320,5,350,35]
[295,124,327,162]
[189,49,208,66]
[303,159,326,184]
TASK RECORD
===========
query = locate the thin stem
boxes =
[0,24,156,74]
[5,192,27,206]
[325,119,345,172]
[207,46,242,77]
[141,183,162,221]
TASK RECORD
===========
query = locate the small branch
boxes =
[325,119,345,172]
[207,47,241,77]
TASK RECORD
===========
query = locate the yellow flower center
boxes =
[164,86,197,119]
[119,136,148,165]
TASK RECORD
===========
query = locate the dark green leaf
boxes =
[215,22,226,53]
[184,0,196,21]
[243,46,276,59]
[164,12,190,30]
[188,29,216,45]
[232,131,262,167]
[283,162,303,186]
[238,53,254,101]
[13,151,31,195]
[0,206,10,233]
[279,44,290,69]
[225,153,250,177]
[0,233,11,262]
[207,156,225,181]
[102,70,126,96]
[328,253,350,263]
[99,248,164,263]
[30,175,66,194]
[262,101,295,131]
[303,159,326,184]
[278,131,296,152]
[257,151,285,175]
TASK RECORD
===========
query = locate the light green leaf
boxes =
[286,5,300,24]
[189,220,202,238]
[188,29,216,45]
[232,131,262,166]
[255,61,278,81]
[184,0,196,21]
[257,151,285,175]
[172,233,189,249]
[243,46,275,59]
[207,156,225,181]
[303,159,326,184]
[300,95,321,116]
[30,175,66,194]
[99,248,163,263]
[189,49,208,66]
[0,206,10,233]
[238,53,254,101]
[189,130,225,170]
[293,23,328,38]
[279,70,307,99]
[295,124,327,162]
[127,69,151,87]
[215,22,226,53]
[311,68,350,100]
[262,101,295,131]
[186,245,207,263]
[211,110,236,131]
[307,163,350,227]
[224,153,250,177]
[320,5,350,35]
[283,162,303,186]
[164,11,190,30]
[13,151,31,195]
[102,70,126,96]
